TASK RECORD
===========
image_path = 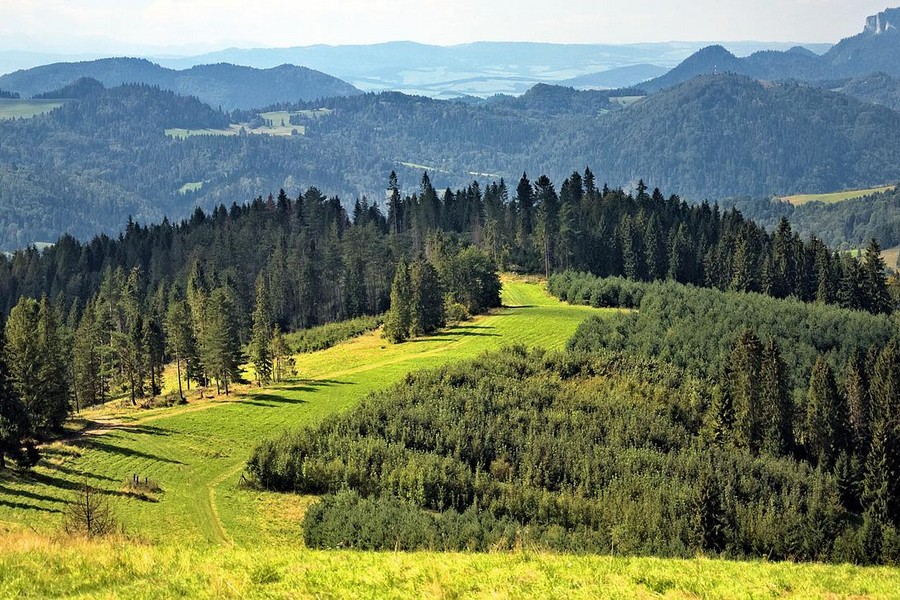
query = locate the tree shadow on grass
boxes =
[74,438,185,465]
[46,463,118,483]
[0,497,62,514]
[408,326,501,342]
[0,483,67,505]
[235,394,309,407]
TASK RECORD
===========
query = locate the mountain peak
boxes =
[864,8,900,35]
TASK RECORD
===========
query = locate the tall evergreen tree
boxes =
[759,338,793,456]
[383,259,413,343]
[201,288,243,395]
[409,260,445,337]
[845,349,871,457]
[165,298,198,399]
[861,239,893,315]
[250,273,274,384]
[728,328,763,452]
[805,355,849,467]
[0,324,32,469]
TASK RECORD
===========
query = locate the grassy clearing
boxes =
[882,246,899,271]
[0,278,601,548]
[0,98,64,120]
[779,185,896,206]
[1,532,898,599]
[177,181,204,194]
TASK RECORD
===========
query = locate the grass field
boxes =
[778,185,896,206]
[0,98,64,120]
[882,246,899,271]
[166,109,330,139]
[3,533,899,598]
[2,278,898,596]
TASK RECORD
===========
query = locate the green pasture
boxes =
[0,98,64,120]
[779,185,896,206]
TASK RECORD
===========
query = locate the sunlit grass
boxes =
[779,185,896,206]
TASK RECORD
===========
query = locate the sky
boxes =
[0,0,892,53]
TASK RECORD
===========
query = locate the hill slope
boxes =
[4,75,900,249]
[0,57,360,109]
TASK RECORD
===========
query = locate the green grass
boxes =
[882,246,899,271]
[2,534,899,598]
[779,185,896,206]
[0,98,64,120]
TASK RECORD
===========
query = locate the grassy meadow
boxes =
[778,184,896,206]
[2,277,899,596]
[0,98,64,120]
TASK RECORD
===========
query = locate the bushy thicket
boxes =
[285,315,383,354]
[249,347,897,562]
[553,272,897,392]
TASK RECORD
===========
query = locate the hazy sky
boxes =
[0,0,892,52]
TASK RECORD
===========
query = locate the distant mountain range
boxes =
[644,8,900,91]
[0,40,833,99]
[0,58,360,110]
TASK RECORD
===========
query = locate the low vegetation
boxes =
[284,314,382,354]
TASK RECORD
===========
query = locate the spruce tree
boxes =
[760,338,793,456]
[409,260,445,337]
[165,299,198,399]
[35,296,69,429]
[845,349,871,457]
[805,355,849,467]
[0,324,32,469]
[865,342,900,524]
[250,273,274,384]
[728,328,763,452]
[383,259,413,343]
[201,288,243,395]
[862,239,892,315]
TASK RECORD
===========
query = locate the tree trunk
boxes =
[176,354,184,400]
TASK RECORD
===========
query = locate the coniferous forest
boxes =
[1,166,899,565]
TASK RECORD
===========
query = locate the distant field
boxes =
[779,185,896,206]
[0,98,63,120]
[177,181,204,194]
[609,95,644,107]
[882,245,899,270]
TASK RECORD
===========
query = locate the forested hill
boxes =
[0,58,361,109]
[643,7,900,92]
[4,75,900,249]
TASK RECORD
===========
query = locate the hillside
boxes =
[643,7,900,92]
[0,58,360,110]
[4,75,900,249]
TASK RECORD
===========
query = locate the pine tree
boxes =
[862,239,892,314]
[250,273,274,384]
[644,215,666,281]
[72,300,103,408]
[383,259,413,343]
[0,324,33,469]
[865,342,900,524]
[201,288,243,395]
[165,299,198,399]
[728,328,763,452]
[271,326,294,383]
[36,296,70,429]
[729,232,755,293]
[5,297,42,427]
[515,173,534,236]
[759,338,793,456]
[409,260,445,336]
[845,349,871,457]
[805,355,849,467]
[691,459,726,553]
